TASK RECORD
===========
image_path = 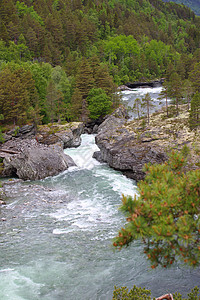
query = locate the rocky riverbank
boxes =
[0,122,84,180]
[94,105,200,181]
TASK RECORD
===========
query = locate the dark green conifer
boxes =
[189,93,200,130]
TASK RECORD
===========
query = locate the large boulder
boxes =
[37,122,84,148]
[1,139,76,180]
[95,106,167,181]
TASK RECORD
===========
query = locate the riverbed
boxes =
[0,87,199,299]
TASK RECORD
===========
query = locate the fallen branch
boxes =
[156,293,174,300]
[0,149,20,155]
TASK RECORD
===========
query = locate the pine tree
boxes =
[45,80,63,123]
[141,93,155,125]
[0,68,29,125]
[93,64,114,97]
[158,81,169,117]
[189,93,200,130]
[168,72,182,116]
[189,62,200,93]
[70,88,83,121]
[75,58,94,99]
[182,79,194,111]
[132,98,142,119]
[113,151,200,268]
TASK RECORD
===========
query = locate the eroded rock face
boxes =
[95,106,168,181]
[37,122,84,148]
[1,139,76,180]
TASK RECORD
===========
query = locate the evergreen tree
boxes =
[94,64,114,97]
[189,93,200,130]
[158,81,169,117]
[182,79,194,111]
[0,68,29,124]
[45,80,63,123]
[75,58,94,100]
[168,72,182,116]
[141,93,155,125]
[189,62,200,93]
[113,151,200,268]
[70,88,83,121]
[132,98,142,119]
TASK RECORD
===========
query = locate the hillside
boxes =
[0,0,200,128]
[163,0,200,16]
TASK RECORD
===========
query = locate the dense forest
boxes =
[0,0,200,127]
[163,0,200,16]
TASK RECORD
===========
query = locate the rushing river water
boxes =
[0,89,199,300]
[120,86,166,118]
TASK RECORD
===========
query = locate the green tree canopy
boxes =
[189,92,200,130]
[87,88,112,120]
[113,151,200,268]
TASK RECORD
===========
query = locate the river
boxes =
[0,88,199,300]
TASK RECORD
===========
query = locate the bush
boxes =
[112,285,200,300]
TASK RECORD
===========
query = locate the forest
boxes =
[0,0,200,128]
[163,0,200,16]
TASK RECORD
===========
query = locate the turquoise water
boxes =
[0,133,199,299]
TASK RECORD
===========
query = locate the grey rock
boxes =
[93,151,105,163]
[38,122,84,148]
[95,107,167,181]
[19,124,35,135]
[1,139,76,180]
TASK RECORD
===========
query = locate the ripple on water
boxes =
[0,134,199,300]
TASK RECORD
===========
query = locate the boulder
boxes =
[95,106,167,181]
[37,122,84,148]
[1,139,76,180]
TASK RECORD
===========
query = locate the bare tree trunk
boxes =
[166,95,168,117]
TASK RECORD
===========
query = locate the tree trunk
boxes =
[165,95,168,117]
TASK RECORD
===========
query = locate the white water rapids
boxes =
[0,88,199,299]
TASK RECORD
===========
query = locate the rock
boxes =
[1,139,76,180]
[5,124,36,139]
[95,106,168,181]
[19,124,36,135]
[37,122,84,148]
[93,151,105,163]
[125,79,164,89]
[92,125,99,134]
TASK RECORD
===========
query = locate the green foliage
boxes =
[113,285,200,300]
[0,0,200,127]
[168,72,183,116]
[16,1,44,25]
[0,67,30,125]
[0,130,4,143]
[189,92,200,130]
[163,0,200,16]
[87,88,112,120]
[132,98,142,119]
[113,285,151,300]
[141,93,155,125]
[0,40,31,62]
[189,63,200,94]
[113,151,200,268]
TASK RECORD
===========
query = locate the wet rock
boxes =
[93,151,105,163]
[1,139,76,180]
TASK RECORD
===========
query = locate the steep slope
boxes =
[163,0,200,15]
